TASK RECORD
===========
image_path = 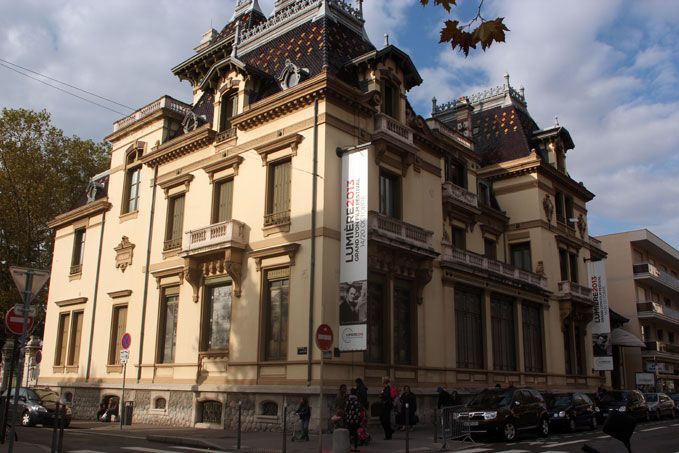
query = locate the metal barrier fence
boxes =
[436,405,473,450]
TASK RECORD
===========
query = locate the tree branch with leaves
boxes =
[420,0,509,56]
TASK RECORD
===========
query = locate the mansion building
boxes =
[42,0,605,428]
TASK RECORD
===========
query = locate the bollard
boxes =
[332,428,351,453]
[57,405,65,453]
[50,402,59,453]
[405,403,410,453]
[237,401,242,450]
[282,403,287,453]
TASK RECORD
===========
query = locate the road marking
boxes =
[69,451,106,453]
[541,438,588,447]
[120,448,177,453]
[453,448,493,453]
[595,435,609,438]
[170,448,227,453]
[671,423,679,426]
[641,426,666,432]
[495,450,530,452]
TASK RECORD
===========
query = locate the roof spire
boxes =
[554,116,560,127]
[384,33,390,47]
[504,72,510,89]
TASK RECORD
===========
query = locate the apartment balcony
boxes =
[373,112,413,146]
[368,211,437,260]
[216,127,237,144]
[112,96,190,132]
[181,220,249,258]
[440,243,549,291]
[442,181,481,227]
[637,301,679,328]
[633,262,679,295]
[557,280,593,305]
[642,341,679,363]
[163,237,182,252]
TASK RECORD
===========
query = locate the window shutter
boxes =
[172,195,185,240]
[58,314,70,366]
[69,312,84,366]
[217,180,233,222]
[272,161,291,214]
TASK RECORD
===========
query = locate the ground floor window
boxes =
[455,285,484,369]
[199,400,222,424]
[366,272,387,363]
[108,305,128,365]
[158,286,179,363]
[393,279,416,365]
[522,303,544,373]
[491,294,516,371]
[201,283,233,352]
[263,268,290,361]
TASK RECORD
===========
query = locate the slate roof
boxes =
[471,105,539,166]
[216,10,267,44]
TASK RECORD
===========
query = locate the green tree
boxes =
[420,0,509,56]
[0,108,110,340]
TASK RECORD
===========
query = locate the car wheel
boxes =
[537,417,550,437]
[645,410,651,422]
[20,410,33,427]
[568,417,576,433]
[590,415,598,430]
[503,421,517,442]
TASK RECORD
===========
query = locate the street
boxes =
[0,417,678,453]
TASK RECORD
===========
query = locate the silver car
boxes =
[644,393,676,420]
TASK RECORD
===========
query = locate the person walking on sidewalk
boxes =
[295,396,311,441]
[380,377,395,440]
[355,377,369,410]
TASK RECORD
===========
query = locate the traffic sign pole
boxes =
[120,333,131,430]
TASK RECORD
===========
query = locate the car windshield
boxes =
[545,394,572,408]
[644,394,658,402]
[468,390,512,408]
[33,389,60,403]
[600,392,628,403]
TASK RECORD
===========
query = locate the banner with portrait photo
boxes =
[588,259,613,370]
[339,147,368,351]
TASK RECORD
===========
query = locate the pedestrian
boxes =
[355,377,369,410]
[344,388,362,451]
[295,396,311,441]
[335,384,348,413]
[396,385,417,429]
[380,377,394,440]
[436,386,455,409]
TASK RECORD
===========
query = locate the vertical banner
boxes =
[339,148,369,351]
[588,259,614,370]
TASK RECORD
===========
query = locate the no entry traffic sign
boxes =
[121,332,132,350]
[4,306,34,335]
[315,324,334,351]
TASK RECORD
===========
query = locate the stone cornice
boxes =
[142,124,216,168]
[254,133,303,165]
[203,155,245,182]
[54,297,87,307]
[158,173,194,197]
[107,290,132,299]
[47,199,111,230]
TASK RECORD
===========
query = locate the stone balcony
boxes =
[112,96,190,132]
[373,112,414,146]
[557,280,593,304]
[181,220,248,258]
[637,301,679,328]
[442,181,478,208]
[633,262,679,295]
[440,243,549,291]
[368,211,437,259]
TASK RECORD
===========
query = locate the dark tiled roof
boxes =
[193,91,214,125]
[472,105,539,165]
[216,10,267,44]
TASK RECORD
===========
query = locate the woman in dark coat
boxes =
[379,377,394,440]
[396,385,417,428]
[355,378,369,410]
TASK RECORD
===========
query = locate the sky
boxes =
[1,0,679,247]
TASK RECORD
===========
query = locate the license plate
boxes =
[463,421,479,426]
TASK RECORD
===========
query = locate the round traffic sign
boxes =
[35,350,42,364]
[121,332,132,350]
[315,324,334,351]
[4,306,34,335]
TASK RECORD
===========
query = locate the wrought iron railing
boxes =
[69,264,82,275]
[163,237,182,251]
[633,262,679,292]
[637,301,679,321]
[216,127,237,143]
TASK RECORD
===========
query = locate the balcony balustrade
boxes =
[442,181,478,208]
[216,127,237,143]
[633,262,679,293]
[441,243,548,289]
[644,340,679,355]
[368,211,434,249]
[373,113,413,145]
[69,264,82,275]
[163,237,182,251]
[637,301,679,325]
[557,280,593,301]
[264,210,291,227]
[113,96,190,132]
[181,219,248,256]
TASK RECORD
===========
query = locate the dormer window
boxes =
[381,79,399,120]
[219,91,238,133]
[279,60,308,90]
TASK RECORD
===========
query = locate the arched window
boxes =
[219,92,238,133]
[154,397,167,410]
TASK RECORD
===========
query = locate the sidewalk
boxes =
[86,421,469,452]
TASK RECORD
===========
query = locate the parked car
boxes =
[455,387,550,441]
[670,393,679,406]
[543,392,598,432]
[585,392,605,424]
[598,390,649,422]
[0,387,72,427]
[644,393,676,420]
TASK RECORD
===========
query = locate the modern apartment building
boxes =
[41,0,605,428]
[598,230,679,392]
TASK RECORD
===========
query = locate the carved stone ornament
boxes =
[535,260,545,277]
[543,194,554,223]
[577,214,587,238]
[278,59,309,90]
[114,236,135,272]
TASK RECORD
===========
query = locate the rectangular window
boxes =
[219,92,238,133]
[484,238,497,260]
[265,159,291,226]
[555,192,565,223]
[452,226,466,250]
[522,303,544,373]
[381,80,398,119]
[158,286,179,363]
[564,319,573,374]
[109,305,128,365]
[201,284,233,352]
[510,242,532,272]
[478,183,490,206]
[54,313,71,366]
[569,252,579,282]
[66,311,84,366]
[565,196,575,223]
[124,166,141,213]
[393,279,415,365]
[366,273,387,363]
[70,228,86,274]
[264,269,290,361]
[559,249,569,281]
[164,194,185,251]
[491,294,516,371]
[444,156,466,188]
[212,179,234,223]
[669,332,675,344]
[379,170,401,219]
[455,286,484,369]
[657,329,664,341]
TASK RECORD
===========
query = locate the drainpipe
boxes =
[307,98,319,385]
[85,209,107,381]
[137,165,158,383]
